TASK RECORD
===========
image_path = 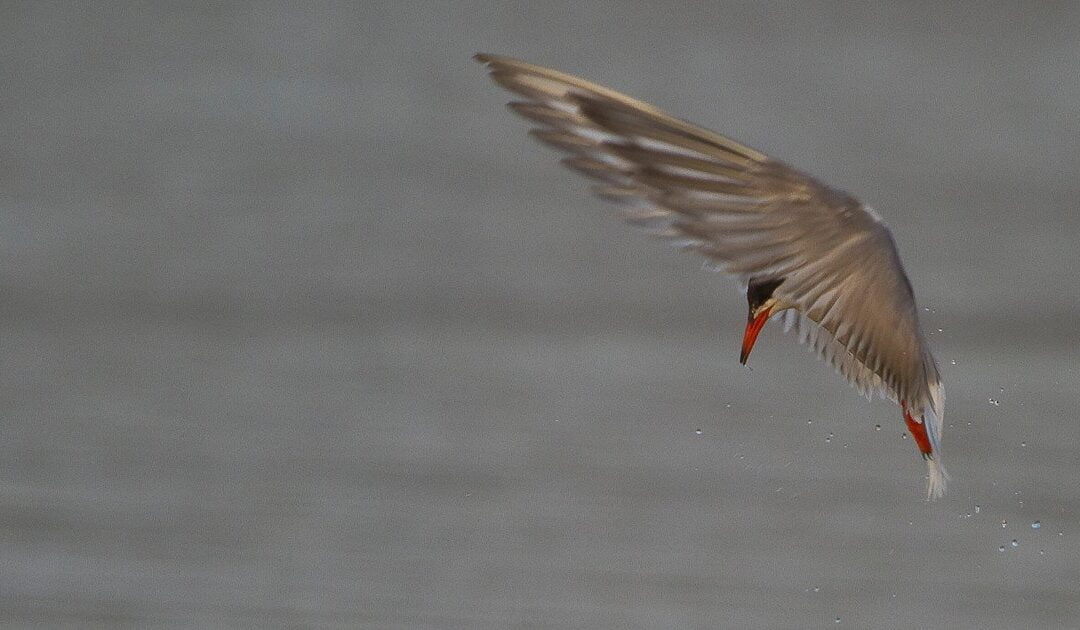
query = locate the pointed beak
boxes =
[740,308,772,365]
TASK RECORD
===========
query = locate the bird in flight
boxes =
[475,53,947,499]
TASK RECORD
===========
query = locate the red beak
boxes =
[740,309,771,365]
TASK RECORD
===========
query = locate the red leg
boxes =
[901,400,933,458]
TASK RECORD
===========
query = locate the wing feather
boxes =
[477,53,944,450]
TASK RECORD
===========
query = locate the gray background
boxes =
[2,2,1079,628]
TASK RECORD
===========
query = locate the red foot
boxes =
[900,401,933,457]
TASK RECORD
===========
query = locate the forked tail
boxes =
[924,454,948,500]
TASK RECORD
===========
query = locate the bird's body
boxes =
[476,53,947,498]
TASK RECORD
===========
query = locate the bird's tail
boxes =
[925,454,949,500]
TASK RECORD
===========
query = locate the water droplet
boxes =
[1011,539,1019,547]
[1001,519,1007,528]
[902,433,908,439]
[694,429,703,435]
[988,398,1000,406]
[807,419,813,425]
[937,328,943,333]
[1020,441,1027,447]
[813,587,820,593]
[974,505,981,514]
[998,545,1006,552]
[950,359,957,365]
[825,432,833,443]
[725,404,732,408]
[1031,521,1041,529]
[874,424,881,431]
[835,618,841,624]
[1039,549,1045,555]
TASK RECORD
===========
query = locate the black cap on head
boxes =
[746,277,784,314]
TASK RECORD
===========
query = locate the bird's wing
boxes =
[476,53,943,446]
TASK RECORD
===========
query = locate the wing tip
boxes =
[475,52,531,71]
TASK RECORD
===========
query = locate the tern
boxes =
[476,54,948,499]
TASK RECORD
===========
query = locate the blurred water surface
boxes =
[2,2,1079,628]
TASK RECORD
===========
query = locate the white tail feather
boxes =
[925,456,949,500]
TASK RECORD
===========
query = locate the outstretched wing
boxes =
[475,53,943,447]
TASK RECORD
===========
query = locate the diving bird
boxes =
[475,53,947,499]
